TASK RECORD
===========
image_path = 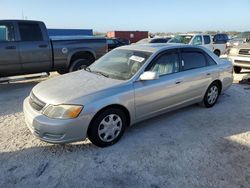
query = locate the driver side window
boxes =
[192,36,202,45]
[148,52,180,76]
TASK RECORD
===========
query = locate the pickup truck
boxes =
[227,43,250,73]
[169,33,227,56]
[0,20,107,77]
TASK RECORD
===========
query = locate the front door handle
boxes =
[5,46,16,50]
[38,44,48,48]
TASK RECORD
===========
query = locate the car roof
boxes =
[119,43,193,53]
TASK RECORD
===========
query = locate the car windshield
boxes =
[88,49,152,80]
[169,35,193,44]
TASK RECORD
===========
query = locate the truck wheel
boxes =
[214,50,220,57]
[69,59,92,72]
[234,66,242,74]
[57,70,68,75]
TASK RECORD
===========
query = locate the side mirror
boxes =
[139,71,159,81]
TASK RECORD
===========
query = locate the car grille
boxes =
[29,92,46,111]
[235,60,250,65]
[239,49,250,56]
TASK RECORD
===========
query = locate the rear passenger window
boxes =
[182,52,206,70]
[19,23,43,41]
[203,36,211,44]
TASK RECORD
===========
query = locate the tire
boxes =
[69,59,92,72]
[57,70,68,75]
[88,108,127,147]
[233,66,242,74]
[214,50,221,57]
[203,82,220,108]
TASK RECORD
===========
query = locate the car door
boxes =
[107,39,117,51]
[0,21,21,76]
[203,35,213,51]
[134,49,187,120]
[178,47,218,101]
[17,22,52,73]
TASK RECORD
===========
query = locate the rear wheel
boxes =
[69,59,92,72]
[233,66,242,74]
[203,82,220,108]
[214,50,221,57]
[88,108,127,147]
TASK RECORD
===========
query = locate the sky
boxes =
[0,0,250,33]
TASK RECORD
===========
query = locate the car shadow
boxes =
[0,99,249,187]
[0,81,41,116]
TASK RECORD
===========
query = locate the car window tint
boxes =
[0,23,15,42]
[182,51,206,70]
[150,53,179,75]
[192,36,202,45]
[206,54,217,66]
[203,36,211,44]
[19,23,43,41]
[107,39,115,44]
[152,39,166,43]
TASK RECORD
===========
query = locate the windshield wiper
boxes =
[91,71,109,78]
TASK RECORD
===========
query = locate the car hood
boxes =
[32,71,124,104]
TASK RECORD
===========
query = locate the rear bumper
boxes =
[228,55,250,69]
[23,97,90,144]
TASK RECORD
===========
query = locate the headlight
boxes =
[229,48,238,56]
[43,104,83,119]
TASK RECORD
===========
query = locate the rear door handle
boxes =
[206,73,211,76]
[175,80,182,84]
[38,44,48,48]
[5,46,16,50]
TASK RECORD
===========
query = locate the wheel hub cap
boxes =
[98,114,122,142]
[207,86,219,105]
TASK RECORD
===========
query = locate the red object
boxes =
[107,31,148,43]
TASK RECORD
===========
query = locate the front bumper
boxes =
[23,97,90,144]
[228,55,250,69]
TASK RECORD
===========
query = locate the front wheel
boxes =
[203,83,220,108]
[88,108,127,147]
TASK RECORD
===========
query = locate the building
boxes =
[107,31,148,43]
[47,29,93,37]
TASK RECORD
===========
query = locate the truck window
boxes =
[19,23,43,41]
[181,51,206,70]
[0,23,15,42]
[203,36,211,44]
[192,36,202,45]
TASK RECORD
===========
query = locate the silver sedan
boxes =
[23,44,233,147]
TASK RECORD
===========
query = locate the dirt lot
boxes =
[0,72,250,188]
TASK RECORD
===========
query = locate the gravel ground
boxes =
[0,72,250,188]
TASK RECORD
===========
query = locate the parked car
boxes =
[106,38,128,51]
[137,37,171,44]
[0,20,107,77]
[23,44,233,147]
[226,31,250,47]
[227,43,250,73]
[213,33,229,44]
[168,34,227,56]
